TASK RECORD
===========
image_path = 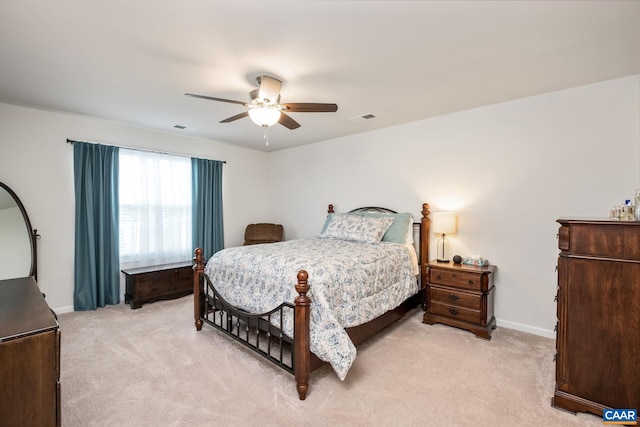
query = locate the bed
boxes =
[193,203,431,400]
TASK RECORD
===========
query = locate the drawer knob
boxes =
[436,275,442,280]
[448,294,459,302]
[448,308,459,316]
[468,280,474,285]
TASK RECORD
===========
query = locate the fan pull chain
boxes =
[263,125,269,146]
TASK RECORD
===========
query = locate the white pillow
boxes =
[405,215,415,245]
[323,213,394,244]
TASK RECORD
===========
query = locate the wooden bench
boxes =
[123,262,193,309]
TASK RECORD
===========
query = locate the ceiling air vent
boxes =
[349,113,377,123]
[173,125,186,129]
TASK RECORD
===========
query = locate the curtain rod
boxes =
[66,138,227,164]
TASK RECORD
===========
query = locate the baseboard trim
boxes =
[53,305,74,314]
[496,318,555,339]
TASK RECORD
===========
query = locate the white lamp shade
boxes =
[248,107,281,127]
[432,212,457,234]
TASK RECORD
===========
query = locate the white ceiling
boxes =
[1,1,639,152]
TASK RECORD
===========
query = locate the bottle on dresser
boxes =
[635,189,640,221]
[623,200,634,220]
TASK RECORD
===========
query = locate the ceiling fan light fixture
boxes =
[186,74,337,133]
[248,107,281,127]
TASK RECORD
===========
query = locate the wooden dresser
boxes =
[553,219,640,416]
[123,261,193,309]
[423,260,497,340]
[0,277,60,427]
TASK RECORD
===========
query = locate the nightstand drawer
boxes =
[430,286,481,310]
[430,301,481,324]
[429,269,482,291]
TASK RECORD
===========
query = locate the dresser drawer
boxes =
[429,268,483,291]
[558,221,640,260]
[430,301,481,324]
[429,285,481,310]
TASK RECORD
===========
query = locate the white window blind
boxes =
[119,149,192,269]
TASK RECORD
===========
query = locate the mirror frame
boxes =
[0,181,38,280]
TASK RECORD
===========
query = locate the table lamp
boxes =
[432,212,457,262]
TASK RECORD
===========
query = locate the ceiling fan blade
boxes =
[256,76,282,104]
[278,112,301,130]
[185,93,247,106]
[220,111,249,123]
[282,103,338,113]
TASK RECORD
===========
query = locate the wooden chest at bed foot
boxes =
[123,262,193,309]
[423,260,497,340]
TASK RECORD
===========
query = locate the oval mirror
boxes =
[0,181,37,280]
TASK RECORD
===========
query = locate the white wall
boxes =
[0,103,272,312]
[267,75,640,337]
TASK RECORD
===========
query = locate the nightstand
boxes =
[423,260,496,340]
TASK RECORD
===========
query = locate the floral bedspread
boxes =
[203,237,418,380]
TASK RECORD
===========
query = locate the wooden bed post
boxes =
[420,203,431,310]
[193,247,204,331]
[294,270,311,400]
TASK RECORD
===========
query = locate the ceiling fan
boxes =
[185,75,338,130]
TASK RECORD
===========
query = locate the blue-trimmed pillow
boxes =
[361,212,412,244]
[322,213,394,244]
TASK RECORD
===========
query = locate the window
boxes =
[119,149,192,269]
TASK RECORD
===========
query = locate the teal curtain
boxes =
[73,142,120,310]
[192,158,224,260]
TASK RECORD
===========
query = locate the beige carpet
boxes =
[59,296,601,427]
